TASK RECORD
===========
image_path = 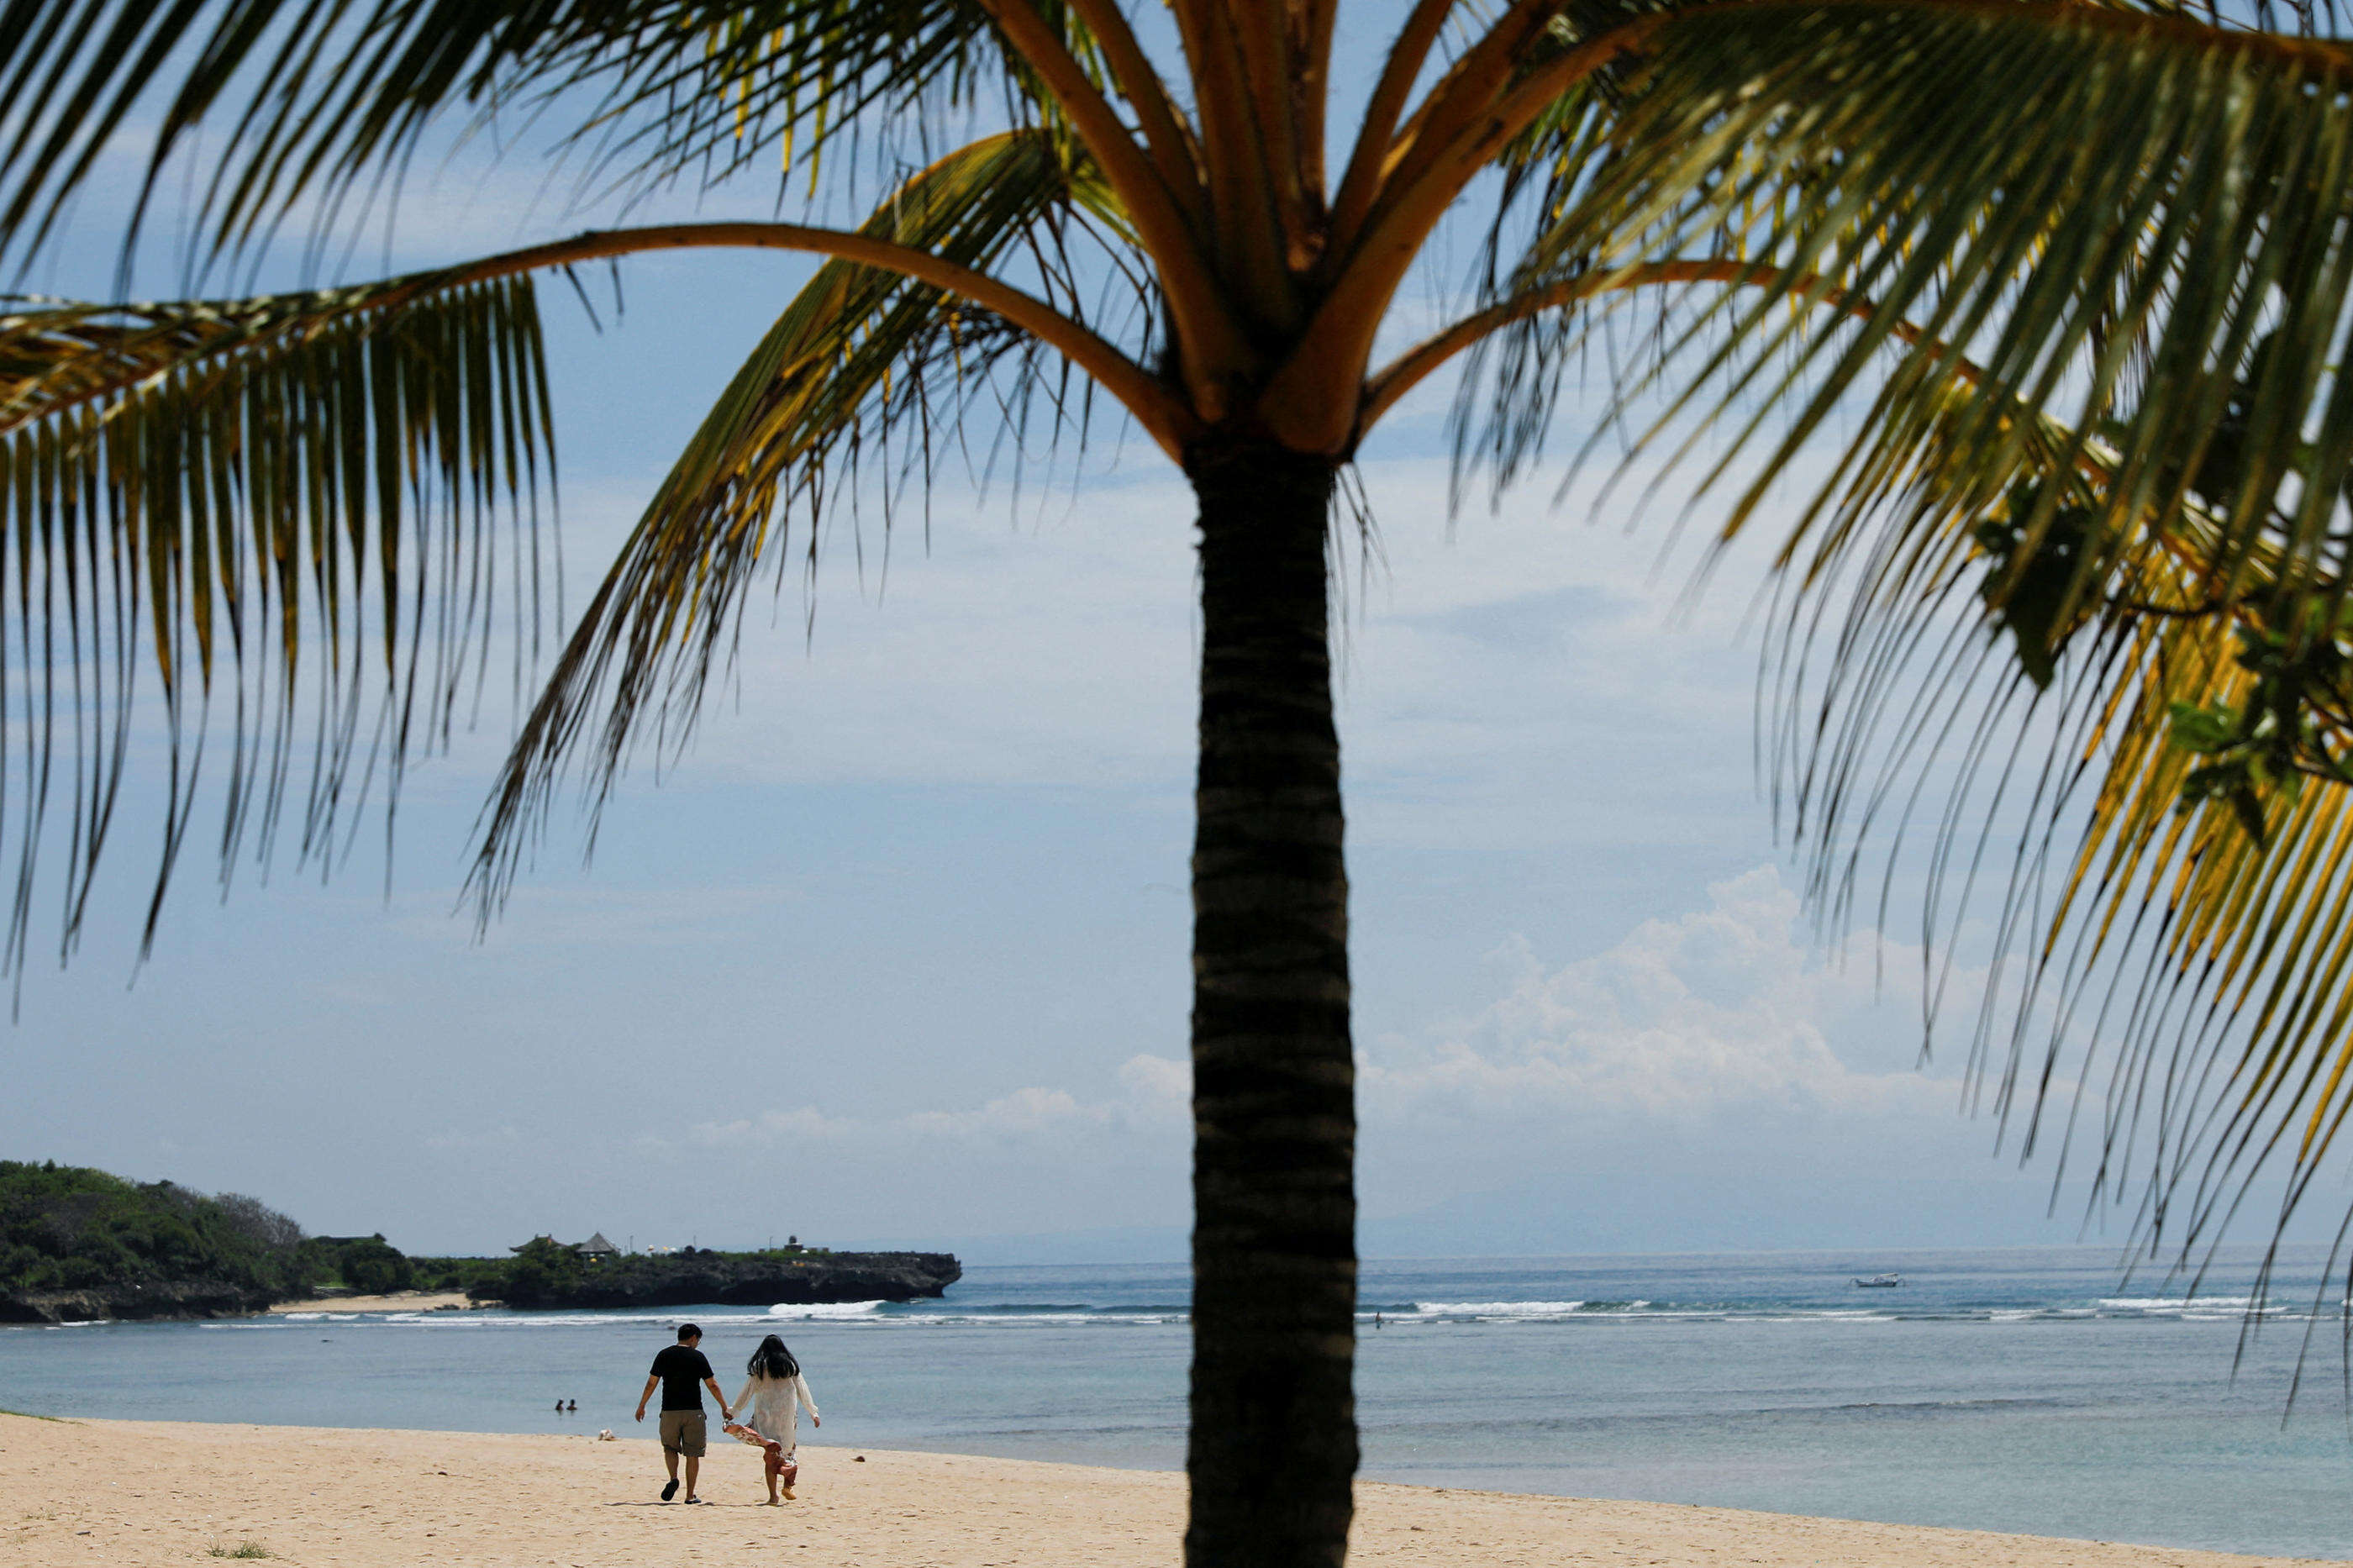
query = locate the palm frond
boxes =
[470,125,1137,904]
[0,0,1014,270]
[0,0,567,263]
[1441,2,2353,1288]
[1534,8,2353,567]
[546,0,1010,211]
[0,270,554,976]
[1751,374,2353,1323]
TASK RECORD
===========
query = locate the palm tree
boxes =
[10,0,2353,1562]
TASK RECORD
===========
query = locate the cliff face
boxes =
[480,1250,961,1309]
[0,1279,276,1323]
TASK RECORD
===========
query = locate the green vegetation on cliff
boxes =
[0,1163,957,1319]
[311,1234,414,1294]
[476,1239,949,1308]
[404,1254,509,1296]
[394,1238,838,1300]
[0,1161,315,1307]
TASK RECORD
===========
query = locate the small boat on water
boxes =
[1853,1273,1903,1288]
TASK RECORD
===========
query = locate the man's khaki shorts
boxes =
[658,1410,708,1458]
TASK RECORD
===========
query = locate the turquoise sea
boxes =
[5,1246,2353,1558]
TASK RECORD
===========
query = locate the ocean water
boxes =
[6,1245,2353,1558]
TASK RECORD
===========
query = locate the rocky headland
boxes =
[0,1279,277,1324]
[0,1161,963,1320]
[0,1161,313,1324]
[478,1249,961,1309]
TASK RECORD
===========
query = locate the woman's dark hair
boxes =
[748,1334,799,1380]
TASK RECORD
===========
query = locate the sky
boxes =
[0,13,2283,1265]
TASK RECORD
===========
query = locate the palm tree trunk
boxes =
[1184,439,1356,1568]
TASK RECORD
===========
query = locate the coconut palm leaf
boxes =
[0,0,561,260]
[1493,7,2353,597]
[1676,293,2353,1310]
[1406,4,2353,1282]
[472,124,1135,897]
[1753,409,2353,1325]
[0,0,1021,266]
[0,268,555,973]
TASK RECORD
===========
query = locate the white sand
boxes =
[265,1292,477,1314]
[0,1413,2324,1566]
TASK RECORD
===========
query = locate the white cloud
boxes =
[691,1052,1190,1152]
[905,1086,1097,1141]
[689,1106,859,1147]
[1117,1051,1192,1108]
[492,452,1809,876]
[657,866,1992,1233]
[670,866,1981,1209]
[1361,865,1956,1129]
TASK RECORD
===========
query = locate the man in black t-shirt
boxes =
[634,1322,731,1502]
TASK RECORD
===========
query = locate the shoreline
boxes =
[264,1290,480,1314]
[0,1413,2331,1565]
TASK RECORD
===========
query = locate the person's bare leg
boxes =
[664,1449,680,1481]
[683,1455,701,1502]
[765,1446,782,1504]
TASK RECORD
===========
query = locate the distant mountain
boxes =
[0,1161,316,1323]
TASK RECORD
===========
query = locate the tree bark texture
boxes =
[1185,439,1356,1568]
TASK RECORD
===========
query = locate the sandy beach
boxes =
[0,1412,2327,1566]
[265,1292,478,1314]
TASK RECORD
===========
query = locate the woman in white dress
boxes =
[730,1334,820,1502]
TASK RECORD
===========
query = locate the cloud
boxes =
[672,867,1980,1215]
[1117,1051,1192,1107]
[458,451,1813,890]
[689,1107,859,1147]
[1361,865,1956,1129]
[689,1052,1190,1151]
[905,1086,1097,1141]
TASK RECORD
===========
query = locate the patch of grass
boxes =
[206,1542,272,1560]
